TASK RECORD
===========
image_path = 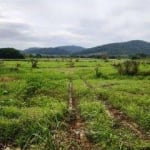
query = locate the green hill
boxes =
[24,46,85,55]
[75,40,150,56]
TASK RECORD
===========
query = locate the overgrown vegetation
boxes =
[0,58,150,149]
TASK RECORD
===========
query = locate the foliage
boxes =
[31,59,38,68]
[115,60,139,75]
[0,48,24,59]
[0,58,150,149]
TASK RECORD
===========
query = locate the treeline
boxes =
[24,53,150,59]
[0,48,149,59]
[0,48,24,59]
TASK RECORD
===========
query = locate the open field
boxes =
[0,58,150,150]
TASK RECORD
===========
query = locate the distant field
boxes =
[0,58,150,150]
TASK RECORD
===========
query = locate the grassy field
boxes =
[0,58,150,150]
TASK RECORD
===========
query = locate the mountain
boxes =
[56,46,85,53]
[21,40,150,56]
[23,47,68,55]
[75,40,150,56]
[24,46,85,55]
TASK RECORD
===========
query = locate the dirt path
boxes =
[67,80,93,150]
[81,77,150,141]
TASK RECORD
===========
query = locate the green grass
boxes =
[74,79,150,149]
[0,58,150,149]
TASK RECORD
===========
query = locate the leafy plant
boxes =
[115,60,139,75]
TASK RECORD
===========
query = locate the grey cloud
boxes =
[0,22,34,40]
[0,0,149,49]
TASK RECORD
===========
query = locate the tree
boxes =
[0,48,24,59]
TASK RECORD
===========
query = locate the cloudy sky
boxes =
[0,0,149,49]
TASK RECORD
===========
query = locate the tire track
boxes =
[80,77,150,141]
[67,80,93,150]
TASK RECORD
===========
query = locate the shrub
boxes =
[31,59,38,68]
[95,65,102,78]
[23,77,42,100]
[115,60,139,75]
[75,58,79,62]
[69,61,75,67]
[67,59,75,68]
[16,63,21,70]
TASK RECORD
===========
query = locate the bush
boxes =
[95,65,102,78]
[23,77,42,101]
[75,58,79,62]
[67,59,75,68]
[115,60,139,75]
[31,59,38,68]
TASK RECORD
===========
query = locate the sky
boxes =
[0,0,149,49]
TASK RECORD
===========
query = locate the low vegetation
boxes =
[0,58,150,149]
